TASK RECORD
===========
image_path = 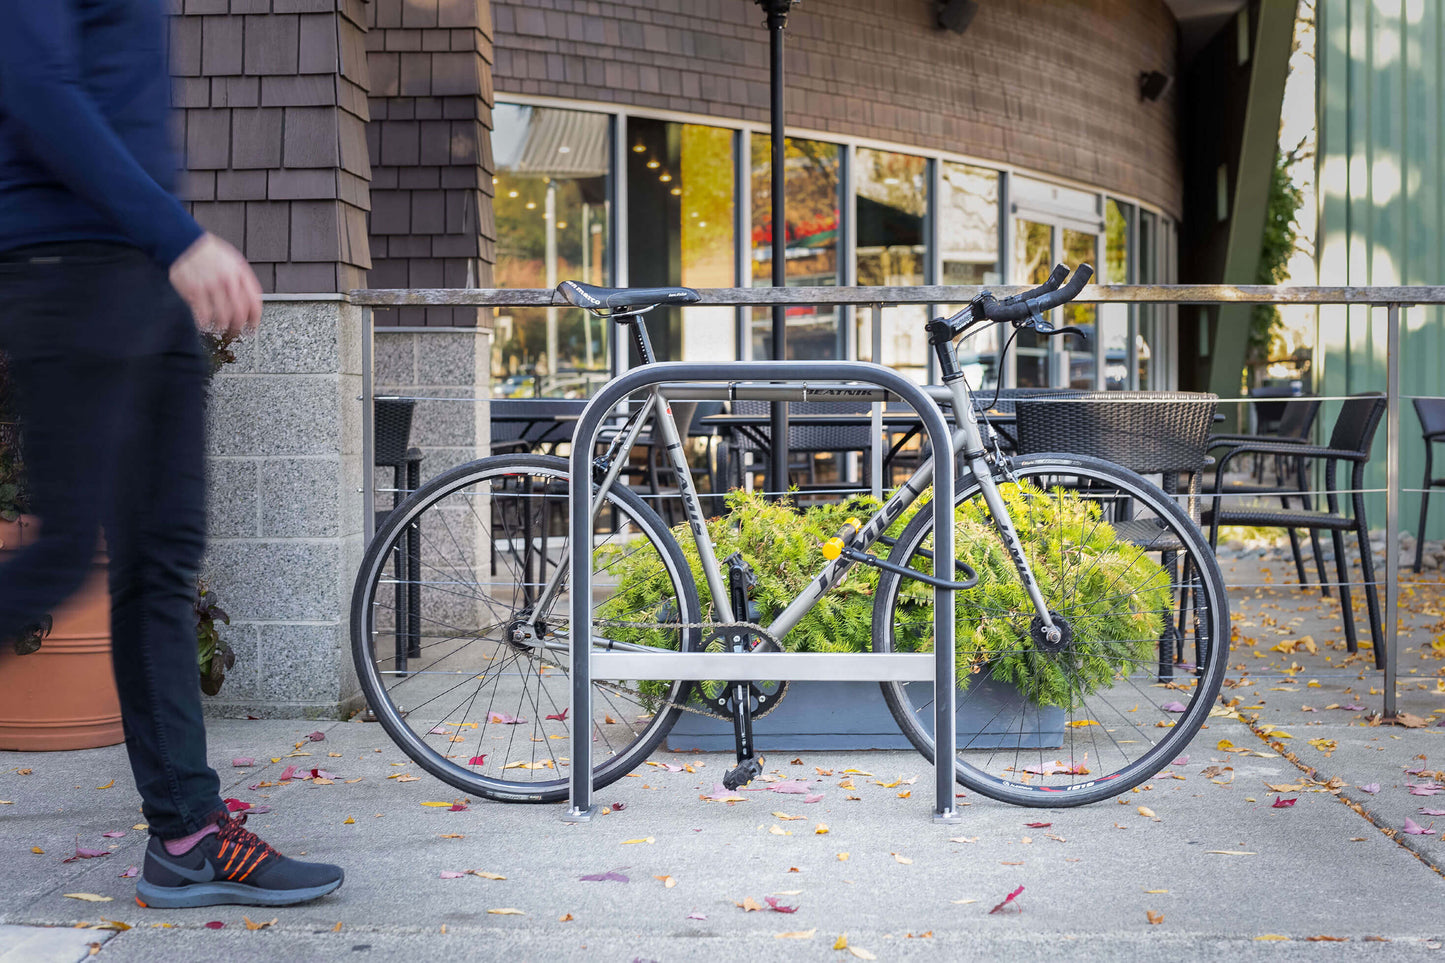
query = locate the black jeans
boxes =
[0,242,224,838]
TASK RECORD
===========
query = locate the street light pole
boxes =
[758,0,796,497]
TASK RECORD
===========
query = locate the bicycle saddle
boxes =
[555,280,700,311]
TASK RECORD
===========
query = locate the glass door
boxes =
[1013,215,1100,389]
[1012,220,1053,387]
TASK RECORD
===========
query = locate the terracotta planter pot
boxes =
[0,517,124,751]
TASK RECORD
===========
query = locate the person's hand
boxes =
[168,232,263,338]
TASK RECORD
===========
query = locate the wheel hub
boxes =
[1030,612,1073,653]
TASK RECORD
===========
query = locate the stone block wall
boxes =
[373,327,492,487]
[202,297,366,717]
[170,0,373,292]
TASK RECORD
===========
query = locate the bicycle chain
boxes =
[588,618,791,720]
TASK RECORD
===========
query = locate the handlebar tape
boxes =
[1002,263,1069,305]
[984,263,1093,322]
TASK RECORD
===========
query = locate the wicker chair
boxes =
[1013,391,1219,678]
[722,399,875,494]
[1206,398,1327,593]
[1413,398,1445,573]
[1203,392,1387,668]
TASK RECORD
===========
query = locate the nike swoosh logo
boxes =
[149,850,216,883]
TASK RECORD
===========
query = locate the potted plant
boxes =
[0,335,241,750]
[597,488,1171,751]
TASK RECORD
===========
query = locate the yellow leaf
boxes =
[776,929,816,939]
[849,946,877,960]
[1143,889,1169,894]
[333,922,342,932]
[838,779,856,790]
[469,871,507,880]
[438,834,465,839]
[898,791,911,798]
[841,769,873,776]
[653,875,677,888]
[621,837,654,845]
[1065,720,1099,728]
[1265,783,1304,793]
[772,812,804,820]
[833,934,849,950]
[837,852,849,861]
[421,801,451,807]
[96,779,115,790]
[768,825,792,836]
[1137,806,1156,818]
[487,908,525,915]
[31,847,43,854]
[242,917,277,931]
[814,823,829,834]
[1147,911,1164,925]
[1254,934,1289,941]
[96,920,131,932]
[740,897,764,912]
[559,913,574,922]
[342,817,355,825]
[950,836,979,843]
[132,824,147,831]
[893,853,912,864]
[64,894,113,902]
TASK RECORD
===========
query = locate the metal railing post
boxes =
[871,302,884,501]
[360,305,376,545]
[1383,303,1402,717]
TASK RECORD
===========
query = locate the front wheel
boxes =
[350,453,699,803]
[872,454,1228,806]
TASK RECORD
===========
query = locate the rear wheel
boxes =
[350,454,699,802]
[873,454,1228,806]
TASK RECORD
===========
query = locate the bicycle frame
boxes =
[524,316,1062,648]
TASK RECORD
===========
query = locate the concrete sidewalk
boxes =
[1,550,1443,961]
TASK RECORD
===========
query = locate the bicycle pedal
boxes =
[722,757,763,791]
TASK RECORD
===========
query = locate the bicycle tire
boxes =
[350,453,699,803]
[872,453,1228,807]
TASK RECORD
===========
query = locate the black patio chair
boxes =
[1203,393,1387,668]
[374,398,423,671]
[490,398,587,454]
[1014,390,1219,680]
[1412,397,1445,573]
[722,399,875,496]
[1206,397,1327,594]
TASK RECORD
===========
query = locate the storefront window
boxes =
[854,148,928,382]
[1013,220,1053,388]
[938,162,1001,386]
[1138,210,1158,388]
[751,137,841,360]
[626,118,735,365]
[1100,199,1132,389]
[1061,228,1098,389]
[491,104,611,397]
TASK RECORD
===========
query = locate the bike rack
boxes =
[567,361,961,823]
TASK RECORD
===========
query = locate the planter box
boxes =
[664,677,1065,753]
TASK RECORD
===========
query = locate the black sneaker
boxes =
[10,615,52,655]
[135,813,344,908]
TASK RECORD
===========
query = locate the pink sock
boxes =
[163,822,219,856]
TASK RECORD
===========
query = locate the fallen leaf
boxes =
[772,812,804,821]
[1358,783,1380,794]
[776,929,816,939]
[768,825,792,836]
[764,896,798,913]
[1264,782,1304,792]
[1206,850,1256,855]
[203,921,224,929]
[1137,806,1156,818]
[803,793,824,804]
[545,709,569,721]
[687,913,707,921]
[1419,808,1445,816]
[467,755,487,766]
[1024,822,1052,828]
[487,908,525,915]
[63,844,112,863]
[653,874,677,888]
[488,713,526,725]
[834,934,848,950]
[848,946,877,960]
[1143,889,1168,894]
[242,917,277,930]
[1254,934,1289,941]
[739,897,764,912]
[1147,910,1164,925]
[439,870,466,879]
[308,731,326,742]
[951,898,978,904]
[31,847,43,854]
[421,802,452,808]
[701,784,747,803]
[101,831,125,838]
[815,823,829,834]
[579,869,629,882]
[621,837,654,845]
[64,894,113,902]
[1403,817,1436,835]
[1160,701,1187,713]
[96,780,114,790]
[989,884,1024,914]
[837,853,849,861]
[893,853,912,864]
[119,866,138,878]
[1272,797,1297,808]
[231,757,254,767]
[950,836,979,844]
[469,871,506,879]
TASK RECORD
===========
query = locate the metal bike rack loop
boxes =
[567,361,960,823]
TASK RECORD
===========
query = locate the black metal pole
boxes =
[760,0,793,496]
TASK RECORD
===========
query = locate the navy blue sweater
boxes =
[0,0,203,265]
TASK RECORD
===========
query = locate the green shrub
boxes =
[596,485,1173,709]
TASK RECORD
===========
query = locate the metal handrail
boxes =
[352,284,1420,720]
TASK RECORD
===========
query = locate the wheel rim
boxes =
[354,459,693,800]
[878,459,1227,804]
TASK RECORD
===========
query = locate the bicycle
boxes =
[350,264,1229,808]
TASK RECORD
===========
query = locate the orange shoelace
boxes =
[214,813,281,883]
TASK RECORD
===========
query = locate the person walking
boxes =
[0,0,344,908]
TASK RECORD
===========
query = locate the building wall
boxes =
[1316,0,1441,533]
[490,0,1182,217]
[169,0,373,293]
[365,0,498,327]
